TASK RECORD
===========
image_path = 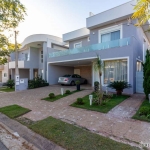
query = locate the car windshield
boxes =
[63,75,71,77]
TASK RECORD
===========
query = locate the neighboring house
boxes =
[0,63,9,83]
[9,34,68,81]
[9,0,150,94]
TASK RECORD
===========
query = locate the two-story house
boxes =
[9,0,150,94]
[47,0,150,94]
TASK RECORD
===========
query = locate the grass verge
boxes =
[0,87,15,92]
[0,105,30,118]
[42,90,81,102]
[0,105,139,149]
[132,100,150,122]
[29,116,139,150]
[71,93,129,113]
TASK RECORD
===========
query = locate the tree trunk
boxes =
[99,72,103,105]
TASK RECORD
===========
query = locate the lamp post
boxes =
[89,95,93,106]
[15,30,19,91]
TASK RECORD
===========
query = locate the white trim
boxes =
[74,41,82,48]
[98,25,122,43]
[48,57,97,64]
[101,56,129,86]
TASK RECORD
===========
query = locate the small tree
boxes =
[143,50,150,99]
[93,54,103,105]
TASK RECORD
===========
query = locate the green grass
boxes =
[0,87,15,92]
[132,100,150,122]
[71,93,129,113]
[0,105,30,118]
[29,116,139,150]
[42,90,81,102]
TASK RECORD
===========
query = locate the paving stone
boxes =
[0,85,149,147]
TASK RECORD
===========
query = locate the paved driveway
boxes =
[0,85,149,148]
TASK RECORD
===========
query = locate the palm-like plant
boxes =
[132,0,150,26]
[93,54,103,105]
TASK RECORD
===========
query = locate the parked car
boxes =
[58,74,87,86]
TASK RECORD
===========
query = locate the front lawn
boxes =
[132,100,150,122]
[0,105,30,118]
[71,93,129,113]
[42,90,81,102]
[0,87,15,92]
[29,116,139,150]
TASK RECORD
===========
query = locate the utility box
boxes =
[15,78,28,91]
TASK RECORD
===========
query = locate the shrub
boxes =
[6,80,15,88]
[94,81,99,92]
[28,76,49,89]
[108,81,131,95]
[76,98,84,105]
[75,80,80,85]
[49,93,55,99]
[65,90,71,94]
[143,50,150,99]
[139,107,150,116]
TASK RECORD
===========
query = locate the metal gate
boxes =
[136,72,144,93]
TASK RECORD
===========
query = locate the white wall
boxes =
[2,63,9,83]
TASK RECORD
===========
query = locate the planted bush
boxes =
[6,80,15,88]
[76,98,84,105]
[108,81,131,95]
[65,90,71,94]
[28,76,49,89]
[139,107,150,116]
[94,81,99,92]
[49,93,55,99]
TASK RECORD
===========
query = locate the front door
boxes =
[0,71,2,82]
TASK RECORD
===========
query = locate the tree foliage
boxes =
[143,50,150,99]
[0,0,26,65]
[132,0,150,26]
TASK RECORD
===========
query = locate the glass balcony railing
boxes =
[49,37,131,58]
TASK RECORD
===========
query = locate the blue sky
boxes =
[18,0,130,43]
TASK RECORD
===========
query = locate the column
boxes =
[29,68,33,80]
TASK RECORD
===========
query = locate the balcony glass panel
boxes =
[49,37,131,58]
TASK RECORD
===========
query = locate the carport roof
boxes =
[48,57,96,67]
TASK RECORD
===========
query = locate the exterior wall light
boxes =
[89,95,93,106]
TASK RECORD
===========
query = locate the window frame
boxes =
[4,73,7,78]
[41,50,43,63]
[99,25,123,43]
[74,41,82,48]
[101,57,129,86]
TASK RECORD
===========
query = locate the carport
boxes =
[47,58,97,86]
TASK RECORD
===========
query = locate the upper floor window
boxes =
[101,30,120,43]
[74,42,82,48]
[41,50,43,63]
[25,53,30,61]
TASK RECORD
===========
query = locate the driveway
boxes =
[0,85,149,148]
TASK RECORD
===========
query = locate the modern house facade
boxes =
[8,0,150,94]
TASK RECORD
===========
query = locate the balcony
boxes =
[49,37,131,58]
[0,65,4,70]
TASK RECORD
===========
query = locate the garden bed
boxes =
[41,90,81,102]
[132,100,150,122]
[0,87,15,92]
[71,93,129,113]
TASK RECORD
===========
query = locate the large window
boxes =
[104,59,127,84]
[41,50,43,63]
[101,30,120,43]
